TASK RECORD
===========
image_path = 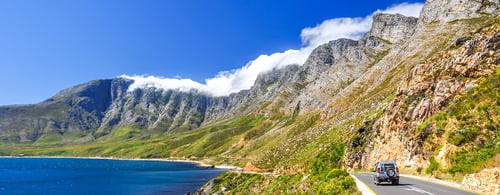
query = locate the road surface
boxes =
[351,173,479,195]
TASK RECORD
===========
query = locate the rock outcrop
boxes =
[351,22,499,168]
[369,13,418,44]
[419,0,499,24]
[462,167,500,195]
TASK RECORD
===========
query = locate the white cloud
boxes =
[378,2,423,17]
[122,2,423,96]
[203,49,305,96]
[301,17,373,48]
[121,75,205,93]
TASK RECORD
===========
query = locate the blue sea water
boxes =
[0,157,227,195]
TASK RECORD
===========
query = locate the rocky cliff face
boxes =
[98,79,209,133]
[335,1,499,193]
[347,21,499,170]
[370,13,418,44]
[0,78,208,142]
[419,0,499,24]
[245,13,416,117]
[235,0,498,191]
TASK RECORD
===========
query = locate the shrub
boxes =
[447,128,478,146]
[425,157,440,174]
[447,141,498,174]
[326,169,349,179]
[311,143,345,175]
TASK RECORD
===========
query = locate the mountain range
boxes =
[0,0,498,194]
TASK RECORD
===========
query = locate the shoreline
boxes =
[0,155,243,170]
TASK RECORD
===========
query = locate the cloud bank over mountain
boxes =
[122,2,423,96]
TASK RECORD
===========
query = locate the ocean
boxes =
[0,157,227,195]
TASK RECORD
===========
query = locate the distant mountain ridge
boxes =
[0,11,411,143]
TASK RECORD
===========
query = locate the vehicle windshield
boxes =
[382,163,395,171]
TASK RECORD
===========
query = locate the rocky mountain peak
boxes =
[419,0,499,24]
[51,79,113,100]
[48,79,113,119]
[367,13,418,44]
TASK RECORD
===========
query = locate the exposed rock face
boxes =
[0,78,212,141]
[349,18,499,170]
[419,0,499,24]
[256,13,417,116]
[370,13,418,44]
[336,0,498,166]
[462,167,500,195]
[98,79,211,133]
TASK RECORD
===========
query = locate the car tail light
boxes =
[396,167,399,172]
[377,168,380,173]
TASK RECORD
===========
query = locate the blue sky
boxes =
[0,0,424,105]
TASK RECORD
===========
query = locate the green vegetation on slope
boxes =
[198,143,359,194]
[34,133,63,145]
[421,68,499,178]
[0,114,271,163]
[311,143,345,175]
[203,170,358,195]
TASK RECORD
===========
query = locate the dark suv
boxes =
[373,161,399,185]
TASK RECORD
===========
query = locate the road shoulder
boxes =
[350,174,376,195]
[400,174,481,195]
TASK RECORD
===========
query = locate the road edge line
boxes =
[350,174,376,195]
[400,174,481,195]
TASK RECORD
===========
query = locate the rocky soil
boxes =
[462,167,500,195]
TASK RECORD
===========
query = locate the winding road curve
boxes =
[351,173,479,195]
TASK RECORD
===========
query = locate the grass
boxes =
[207,141,359,194]
[206,172,268,194]
[34,133,63,145]
[376,37,392,45]
[1,114,271,164]
[202,166,359,194]
[311,143,344,174]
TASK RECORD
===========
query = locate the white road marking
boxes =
[404,186,435,195]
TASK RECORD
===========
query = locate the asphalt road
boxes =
[351,173,479,195]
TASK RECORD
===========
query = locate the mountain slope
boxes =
[0,12,405,146]
[0,79,112,144]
